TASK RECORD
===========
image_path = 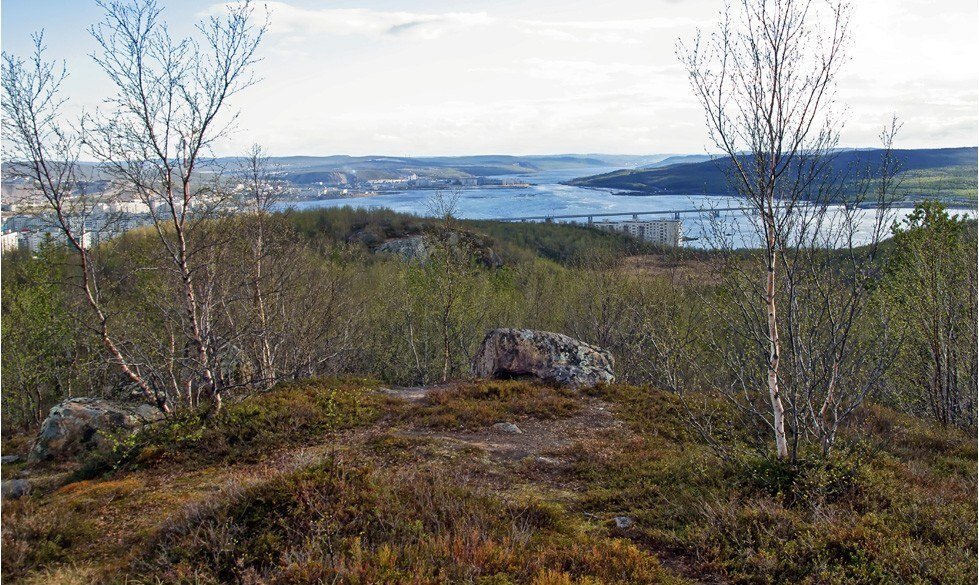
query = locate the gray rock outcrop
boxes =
[29,398,165,464]
[492,422,523,434]
[613,516,635,529]
[376,235,431,263]
[471,329,615,388]
[1,479,31,500]
[373,231,503,268]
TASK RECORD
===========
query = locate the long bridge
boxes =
[482,206,745,223]
[479,199,976,224]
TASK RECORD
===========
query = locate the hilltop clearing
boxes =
[2,377,975,584]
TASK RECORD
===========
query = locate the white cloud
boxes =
[514,16,707,44]
[517,17,707,32]
[208,2,494,40]
[193,0,977,154]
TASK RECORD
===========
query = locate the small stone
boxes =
[1,479,31,500]
[536,456,561,465]
[492,422,523,434]
[613,516,635,529]
[1,455,21,464]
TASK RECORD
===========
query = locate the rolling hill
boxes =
[210,154,668,185]
[567,147,978,200]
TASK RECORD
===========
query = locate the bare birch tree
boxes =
[84,0,266,411]
[239,144,279,385]
[2,34,169,411]
[681,0,898,459]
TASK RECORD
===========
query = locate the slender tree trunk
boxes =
[177,183,220,410]
[252,217,273,384]
[765,213,789,460]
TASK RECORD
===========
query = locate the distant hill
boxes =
[200,154,668,185]
[3,154,673,186]
[638,154,713,169]
[567,147,978,200]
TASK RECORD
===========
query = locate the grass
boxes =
[2,378,975,584]
[408,380,582,430]
[565,385,979,584]
[138,458,681,584]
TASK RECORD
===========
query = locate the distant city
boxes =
[3,146,976,253]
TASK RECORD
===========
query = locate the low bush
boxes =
[80,377,390,475]
[138,458,681,584]
[409,380,582,430]
[566,386,979,584]
[0,499,99,583]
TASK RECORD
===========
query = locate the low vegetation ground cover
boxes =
[566,385,979,584]
[408,380,582,430]
[3,379,975,584]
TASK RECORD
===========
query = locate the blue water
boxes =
[274,167,971,248]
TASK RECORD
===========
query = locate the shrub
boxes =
[409,380,581,430]
[79,377,389,476]
[139,458,680,584]
[567,386,979,584]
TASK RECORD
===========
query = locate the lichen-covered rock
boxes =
[375,235,431,263]
[1,479,31,500]
[29,398,165,464]
[471,329,615,388]
[492,422,523,434]
[373,232,503,268]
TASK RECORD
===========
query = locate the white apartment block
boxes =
[1,231,20,253]
[593,218,683,247]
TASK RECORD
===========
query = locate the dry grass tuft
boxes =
[410,380,581,430]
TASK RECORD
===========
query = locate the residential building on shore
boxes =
[593,218,683,247]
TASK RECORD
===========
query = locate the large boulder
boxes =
[29,398,165,464]
[471,329,615,388]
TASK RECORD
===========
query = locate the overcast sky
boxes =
[2,0,977,156]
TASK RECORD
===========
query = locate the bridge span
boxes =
[481,206,746,223]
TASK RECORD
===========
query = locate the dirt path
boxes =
[379,384,627,464]
[376,383,719,585]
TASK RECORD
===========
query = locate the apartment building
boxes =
[593,218,683,247]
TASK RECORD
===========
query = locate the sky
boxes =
[2,0,977,156]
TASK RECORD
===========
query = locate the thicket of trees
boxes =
[1,0,976,466]
[3,204,975,438]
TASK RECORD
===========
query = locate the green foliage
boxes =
[1,245,93,432]
[466,219,664,265]
[881,202,978,427]
[80,378,387,475]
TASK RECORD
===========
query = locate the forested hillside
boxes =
[568,147,978,200]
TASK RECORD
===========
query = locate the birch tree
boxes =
[680,0,896,459]
[85,0,266,410]
[2,34,169,411]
